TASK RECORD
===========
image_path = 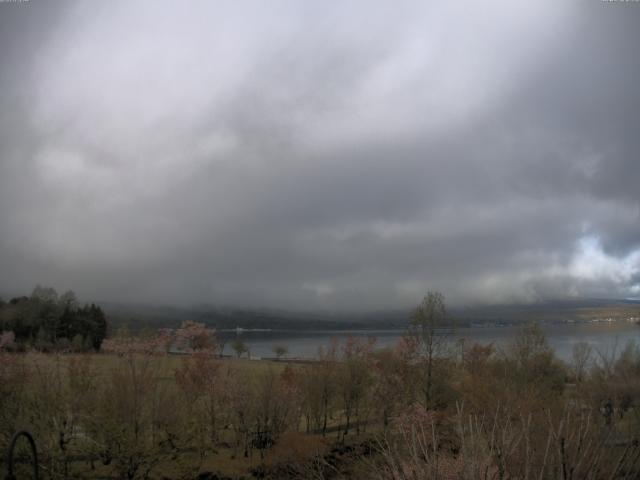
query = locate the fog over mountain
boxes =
[0,1,639,309]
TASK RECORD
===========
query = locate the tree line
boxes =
[0,286,108,352]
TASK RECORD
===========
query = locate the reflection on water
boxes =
[218,322,640,361]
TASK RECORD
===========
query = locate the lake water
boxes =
[218,321,640,362]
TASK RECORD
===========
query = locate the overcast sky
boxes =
[0,0,639,309]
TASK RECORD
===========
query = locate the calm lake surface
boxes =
[219,321,640,361]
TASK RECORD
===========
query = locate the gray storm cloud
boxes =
[0,0,639,309]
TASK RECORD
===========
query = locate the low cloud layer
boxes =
[0,0,639,309]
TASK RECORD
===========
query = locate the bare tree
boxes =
[571,341,593,383]
[337,336,375,436]
[408,291,453,409]
[299,339,338,436]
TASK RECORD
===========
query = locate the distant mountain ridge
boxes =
[101,298,640,332]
